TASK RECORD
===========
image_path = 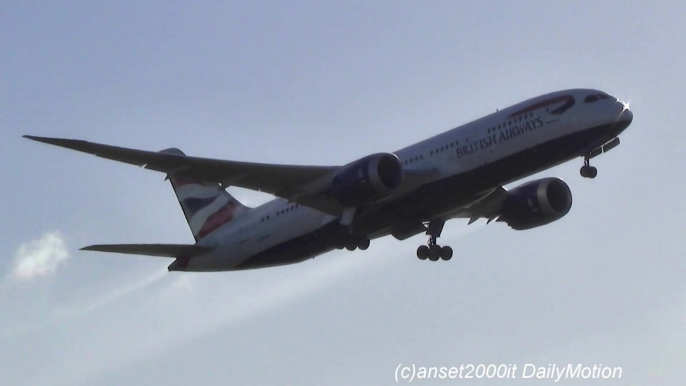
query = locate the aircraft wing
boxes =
[451,186,508,224]
[24,135,344,214]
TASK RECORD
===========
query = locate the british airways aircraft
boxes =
[25,88,633,271]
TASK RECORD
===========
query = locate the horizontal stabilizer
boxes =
[81,244,213,258]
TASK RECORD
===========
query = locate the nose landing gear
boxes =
[580,157,598,179]
[416,220,453,261]
[580,137,621,178]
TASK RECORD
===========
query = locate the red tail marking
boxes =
[196,201,238,239]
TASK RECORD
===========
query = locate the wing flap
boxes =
[81,243,214,258]
[450,187,508,223]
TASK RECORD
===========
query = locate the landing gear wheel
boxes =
[428,245,441,261]
[418,220,449,261]
[588,166,598,178]
[417,245,429,260]
[580,165,598,179]
[358,238,370,251]
[440,246,453,261]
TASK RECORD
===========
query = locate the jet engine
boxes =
[498,177,572,230]
[329,153,403,207]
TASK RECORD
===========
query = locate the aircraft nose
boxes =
[620,102,633,123]
[611,99,633,134]
[620,106,633,124]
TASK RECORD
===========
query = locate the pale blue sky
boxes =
[1,2,684,385]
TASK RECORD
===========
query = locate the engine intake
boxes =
[498,177,572,230]
[329,153,403,207]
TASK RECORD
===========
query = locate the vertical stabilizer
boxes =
[160,148,249,242]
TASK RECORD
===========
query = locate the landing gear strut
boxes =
[580,156,598,179]
[416,220,453,261]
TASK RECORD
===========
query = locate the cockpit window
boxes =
[585,93,612,103]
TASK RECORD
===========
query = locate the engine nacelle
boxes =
[329,153,403,207]
[498,177,572,230]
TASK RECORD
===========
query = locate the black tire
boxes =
[429,245,441,261]
[440,246,453,261]
[417,245,429,260]
[580,165,589,177]
[358,239,370,250]
[581,165,598,179]
[588,166,598,179]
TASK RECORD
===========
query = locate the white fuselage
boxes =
[185,89,632,271]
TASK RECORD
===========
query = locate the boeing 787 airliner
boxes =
[25,88,633,271]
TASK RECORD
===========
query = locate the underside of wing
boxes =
[24,135,343,214]
[81,243,214,258]
[450,187,508,224]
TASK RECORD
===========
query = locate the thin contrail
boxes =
[1,268,168,339]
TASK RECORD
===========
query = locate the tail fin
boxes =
[160,148,250,242]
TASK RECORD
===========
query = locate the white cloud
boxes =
[11,231,69,281]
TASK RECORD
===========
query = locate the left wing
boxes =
[24,135,344,214]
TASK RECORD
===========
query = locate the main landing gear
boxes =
[580,156,598,179]
[339,237,370,251]
[416,220,453,262]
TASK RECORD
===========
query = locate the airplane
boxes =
[24,88,633,271]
